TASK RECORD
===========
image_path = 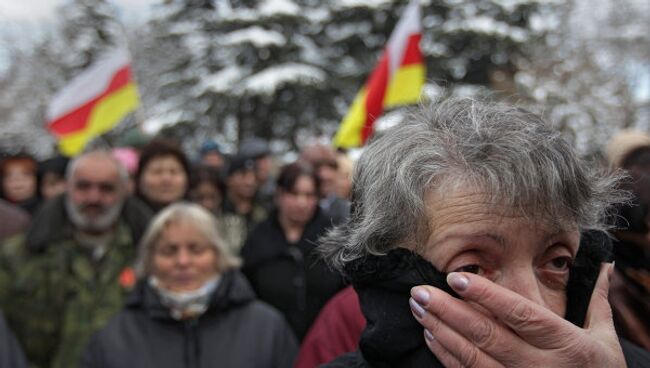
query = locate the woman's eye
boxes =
[547,256,572,271]
[454,264,482,274]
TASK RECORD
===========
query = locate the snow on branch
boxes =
[220,26,286,48]
[242,63,326,96]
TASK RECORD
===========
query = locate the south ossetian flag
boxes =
[334,0,425,149]
[46,47,140,157]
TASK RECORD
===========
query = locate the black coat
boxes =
[80,270,298,368]
[324,233,650,368]
[242,209,346,340]
[0,311,27,368]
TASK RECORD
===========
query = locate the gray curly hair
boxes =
[320,97,627,272]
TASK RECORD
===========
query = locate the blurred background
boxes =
[0,0,648,158]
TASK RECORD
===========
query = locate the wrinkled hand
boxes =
[409,263,625,368]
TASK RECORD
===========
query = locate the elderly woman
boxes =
[80,203,297,368]
[321,98,650,367]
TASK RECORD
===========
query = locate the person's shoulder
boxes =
[621,338,650,368]
[240,299,286,323]
[319,351,367,368]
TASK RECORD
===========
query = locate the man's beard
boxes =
[65,196,124,232]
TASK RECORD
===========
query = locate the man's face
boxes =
[66,155,126,232]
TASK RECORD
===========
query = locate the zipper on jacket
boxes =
[183,318,200,368]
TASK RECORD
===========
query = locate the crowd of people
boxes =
[0,135,353,368]
[0,96,648,368]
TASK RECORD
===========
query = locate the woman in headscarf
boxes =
[320,97,649,367]
[81,202,297,368]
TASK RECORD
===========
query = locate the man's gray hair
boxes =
[135,202,241,277]
[320,97,627,272]
[66,150,129,185]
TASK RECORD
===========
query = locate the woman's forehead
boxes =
[424,187,578,236]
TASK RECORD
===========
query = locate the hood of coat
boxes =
[345,231,612,367]
[126,269,257,321]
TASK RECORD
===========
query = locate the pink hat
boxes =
[112,147,139,174]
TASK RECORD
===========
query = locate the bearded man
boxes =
[0,150,152,368]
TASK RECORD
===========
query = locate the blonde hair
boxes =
[135,202,241,277]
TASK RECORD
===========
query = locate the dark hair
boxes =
[0,153,38,200]
[38,156,69,179]
[277,161,320,195]
[190,165,226,196]
[1,154,38,176]
[135,138,191,199]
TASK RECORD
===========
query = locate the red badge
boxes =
[119,267,136,289]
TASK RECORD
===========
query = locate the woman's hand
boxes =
[409,263,626,368]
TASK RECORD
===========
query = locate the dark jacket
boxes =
[80,270,298,368]
[324,233,650,368]
[242,209,346,340]
[0,311,27,368]
[0,199,29,241]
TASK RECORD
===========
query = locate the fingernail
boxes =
[411,287,430,304]
[424,329,435,341]
[409,297,426,319]
[447,273,469,292]
[608,262,615,280]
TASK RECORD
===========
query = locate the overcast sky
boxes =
[0,0,157,27]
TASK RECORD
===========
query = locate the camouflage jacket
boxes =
[0,221,138,368]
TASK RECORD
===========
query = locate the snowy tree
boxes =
[0,0,126,156]
[147,0,560,153]
[514,0,649,156]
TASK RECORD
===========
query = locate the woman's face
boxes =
[189,181,222,213]
[152,221,219,292]
[420,188,580,317]
[140,156,187,205]
[2,163,36,202]
[277,175,319,226]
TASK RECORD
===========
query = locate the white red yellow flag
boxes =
[334,0,425,148]
[46,47,140,156]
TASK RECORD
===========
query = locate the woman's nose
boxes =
[499,267,546,307]
[175,249,192,266]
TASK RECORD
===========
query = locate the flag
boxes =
[334,0,425,148]
[46,47,140,156]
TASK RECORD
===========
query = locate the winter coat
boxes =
[221,197,268,253]
[0,199,29,241]
[0,310,27,368]
[294,286,365,368]
[0,194,152,368]
[241,209,346,340]
[323,232,650,368]
[80,269,298,368]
